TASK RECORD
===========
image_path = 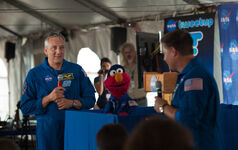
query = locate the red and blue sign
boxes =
[164,13,215,74]
[218,4,238,105]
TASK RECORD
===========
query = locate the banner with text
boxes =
[164,13,215,74]
[218,4,238,105]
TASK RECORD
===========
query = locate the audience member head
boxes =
[120,43,136,66]
[100,57,112,72]
[0,138,20,150]
[96,123,128,150]
[125,117,195,150]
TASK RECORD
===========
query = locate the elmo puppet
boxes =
[103,64,138,115]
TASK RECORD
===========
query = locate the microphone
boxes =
[57,74,64,87]
[156,81,162,98]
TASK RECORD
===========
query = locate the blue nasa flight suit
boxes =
[172,57,220,150]
[20,58,95,150]
[103,94,137,114]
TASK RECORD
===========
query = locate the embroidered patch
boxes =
[22,81,27,94]
[106,94,111,101]
[62,80,72,87]
[45,75,53,82]
[128,100,138,106]
[62,73,74,80]
[184,78,203,91]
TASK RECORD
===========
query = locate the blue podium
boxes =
[64,105,238,150]
[64,107,158,150]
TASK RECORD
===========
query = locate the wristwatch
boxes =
[159,103,168,114]
[73,100,78,107]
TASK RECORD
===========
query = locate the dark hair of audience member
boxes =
[96,123,128,150]
[125,117,195,150]
[100,57,112,66]
[0,138,20,150]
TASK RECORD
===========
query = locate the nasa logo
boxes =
[220,9,231,30]
[167,19,177,32]
[190,31,203,56]
[223,70,233,91]
[229,40,238,60]
[45,75,53,82]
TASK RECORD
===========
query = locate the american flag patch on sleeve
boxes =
[184,78,203,92]
[128,100,138,106]
[81,68,87,77]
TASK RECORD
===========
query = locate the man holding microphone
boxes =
[20,32,95,150]
[154,29,220,150]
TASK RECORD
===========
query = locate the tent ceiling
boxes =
[0,0,237,39]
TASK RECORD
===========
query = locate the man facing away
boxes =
[154,29,220,150]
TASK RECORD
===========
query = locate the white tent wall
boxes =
[6,38,35,118]
[3,17,223,117]
[8,40,23,117]
[214,12,223,103]
[0,40,7,66]
[67,26,117,64]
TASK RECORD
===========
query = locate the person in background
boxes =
[125,117,195,150]
[154,29,220,150]
[20,32,95,150]
[120,43,147,106]
[94,57,112,109]
[96,123,128,150]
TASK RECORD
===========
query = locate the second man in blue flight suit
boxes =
[154,29,220,150]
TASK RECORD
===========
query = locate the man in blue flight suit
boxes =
[20,32,95,150]
[154,29,220,150]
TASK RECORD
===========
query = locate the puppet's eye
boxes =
[109,70,116,76]
[116,68,123,74]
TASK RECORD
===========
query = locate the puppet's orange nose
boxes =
[115,73,123,82]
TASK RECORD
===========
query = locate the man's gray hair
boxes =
[44,32,65,48]
[120,42,136,66]
[120,43,136,53]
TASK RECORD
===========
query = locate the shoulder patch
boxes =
[81,68,87,77]
[128,100,138,106]
[184,78,203,92]
[62,73,74,80]
[22,81,27,94]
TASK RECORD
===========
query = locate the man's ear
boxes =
[170,47,177,57]
[44,47,48,56]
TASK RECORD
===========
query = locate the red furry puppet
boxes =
[103,64,138,115]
